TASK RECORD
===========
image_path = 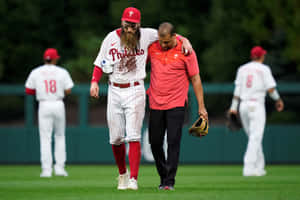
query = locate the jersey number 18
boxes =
[44,80,57,93]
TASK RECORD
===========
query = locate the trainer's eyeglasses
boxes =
[122,22,139,30]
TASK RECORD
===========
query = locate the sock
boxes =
[128,141,141,180]
[112,143,127,175]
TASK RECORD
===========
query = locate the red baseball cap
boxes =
[121,7,141,23]
[250,46,267,59]
[43,48,60,60]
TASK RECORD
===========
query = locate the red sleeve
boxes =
[185,50,199,77]
[25,88,36,95]
[91,65,103,83]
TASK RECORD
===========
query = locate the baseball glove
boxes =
[226,112,242,131]
[189,116,209,137]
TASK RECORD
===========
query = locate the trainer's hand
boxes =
[90,82,99,99]
[199,107,208,122]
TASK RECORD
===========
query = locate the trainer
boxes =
[147,22,208,190]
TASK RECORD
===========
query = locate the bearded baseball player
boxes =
[25,48,74,178]
[229,46,284,176]
[90,7,193,190]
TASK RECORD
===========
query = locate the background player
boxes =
[147,22,208,190]
[25,48,74,177]
[228,46,284,176]
[89,7,193,190]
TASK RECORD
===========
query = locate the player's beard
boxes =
[120,29,140,52]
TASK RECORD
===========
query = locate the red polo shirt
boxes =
[147,39,199,110]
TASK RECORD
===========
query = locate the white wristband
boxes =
[230,98,239,111]
[269,89,280,101]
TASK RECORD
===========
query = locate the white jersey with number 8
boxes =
[25,64,74,101]
[234,61,276,103]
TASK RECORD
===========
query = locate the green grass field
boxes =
[0,165,299,200]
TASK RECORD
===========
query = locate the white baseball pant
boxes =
[107,81,145,145]
[239,100,266,174]
[38,101,66,171]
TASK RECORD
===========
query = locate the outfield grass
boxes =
[0,165,299,200]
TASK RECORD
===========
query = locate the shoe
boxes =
[54,167,68,177]
[40,170,52,178]
[164,185,175,191]
[158,184,164,190]
[255,169,266,176]
[117,172,129,190]
[128,178,138,190]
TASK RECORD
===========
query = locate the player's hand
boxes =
[181,37,193,55]
[228,109,238,115]
[198,107,208,122]
[275,99,284,112]
[90,82,99,99]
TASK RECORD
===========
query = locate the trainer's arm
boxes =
[190,74,208,121]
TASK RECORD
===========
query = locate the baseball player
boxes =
[90,7,193,190]
[25,48,74,178]
[229,46,284,176]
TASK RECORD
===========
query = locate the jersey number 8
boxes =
[246,74,253,88]
[44,80,57,93]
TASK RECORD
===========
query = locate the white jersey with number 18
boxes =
[25,64,74,101]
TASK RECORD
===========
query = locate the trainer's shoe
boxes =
[40,170,52,178]
[128,178,138,190]
[158,184,164,190]
[164,185,175,191]
[54,167,68,177]
[117,172,129,190]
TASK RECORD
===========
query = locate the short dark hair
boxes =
[158,22,176,37]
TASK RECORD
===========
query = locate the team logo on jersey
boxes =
[109,48,144,61]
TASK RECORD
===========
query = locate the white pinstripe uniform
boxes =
[94,28,158,145]
[25,64,74,172]
[233,61,276,175]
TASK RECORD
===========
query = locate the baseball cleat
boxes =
[54,167,68,177]
[128,178,138,190]
[40,170,52,178]
[117,172,129,190]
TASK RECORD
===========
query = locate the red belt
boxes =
[109,81,140,88]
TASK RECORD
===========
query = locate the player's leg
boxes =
[53,101,68,176]
[123,84,145,189]
[149,109,167,188]
[107,86,127,189]
[252,104,266,175]
[243,102,265,176]
[38,102,54,177]
[239,101,255,175]
[165,107,185,188]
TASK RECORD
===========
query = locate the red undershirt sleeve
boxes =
[25,88,36,95]
[91,65,103,83]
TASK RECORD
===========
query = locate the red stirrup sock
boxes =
[128,141,141,180]
[112,143,127,175]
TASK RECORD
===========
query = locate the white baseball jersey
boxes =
[234,61,276,103]
[25,64,74,101]
[94,28,158,83]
